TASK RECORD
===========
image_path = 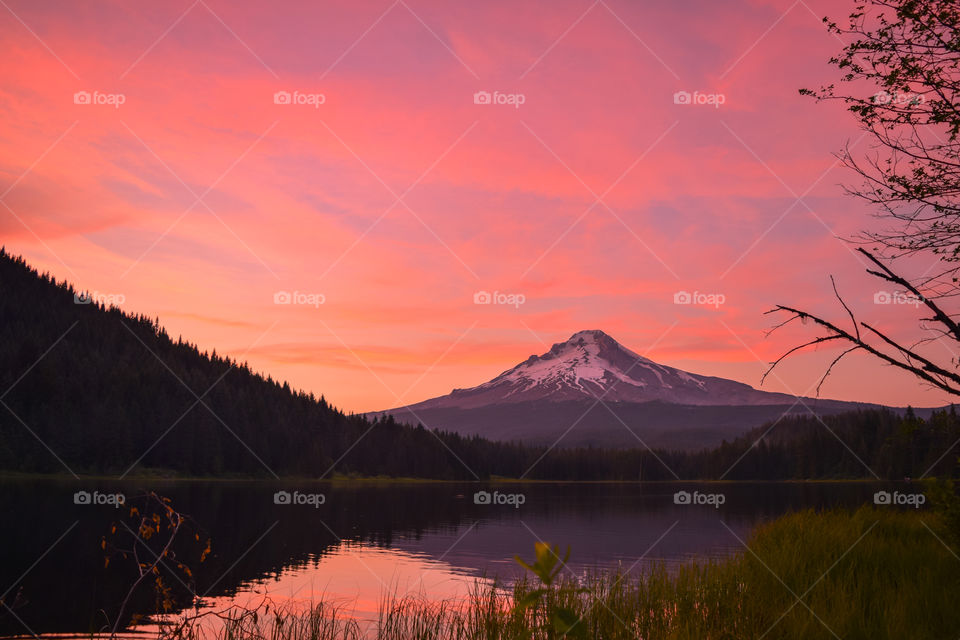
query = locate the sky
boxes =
[1,0,955,412]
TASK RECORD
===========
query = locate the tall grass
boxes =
[162,507,960,640]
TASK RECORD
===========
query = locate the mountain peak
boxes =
[377,328,872,450]
[563,329,625,348]
[536,328,647,366]
[412,329,800,410]
[568,329,610,340]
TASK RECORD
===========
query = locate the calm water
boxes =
[0,480,907,635]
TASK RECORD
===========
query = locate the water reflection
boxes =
[182,545,487,635]
[0,480,892,635]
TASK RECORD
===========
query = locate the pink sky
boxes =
[1,0,954,411]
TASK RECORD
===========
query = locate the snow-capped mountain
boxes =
[426,329,797,409]
[374,330,876,450]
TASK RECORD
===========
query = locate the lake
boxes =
[0,480,909,635]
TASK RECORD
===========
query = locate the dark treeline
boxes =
[1,248,957,481]
[675,407,960,480]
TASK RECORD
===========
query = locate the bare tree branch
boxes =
[818,346,863,396]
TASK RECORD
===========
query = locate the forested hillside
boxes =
[0,248,487,477]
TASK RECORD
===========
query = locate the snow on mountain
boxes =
[403,329,798,411]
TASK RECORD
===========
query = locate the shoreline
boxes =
[0,471,894,484]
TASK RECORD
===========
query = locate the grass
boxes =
[151,506,959,640]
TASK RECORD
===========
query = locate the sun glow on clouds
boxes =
[1,0,952,411]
